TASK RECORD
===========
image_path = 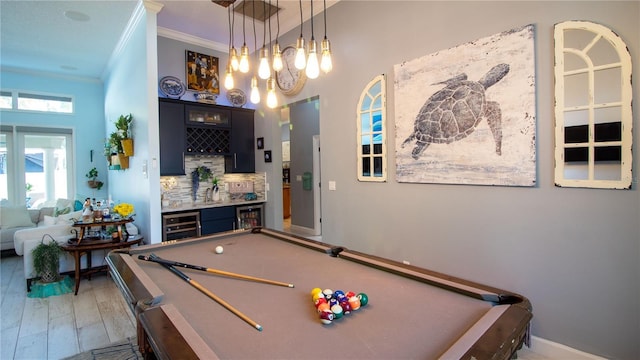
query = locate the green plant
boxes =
[212,176,219,189]
[25,183,33,192]
[32,235,62,283]
[115,114,133,139]
[85,167,104,190]
[86,167,99,181]
[108,131,124,154]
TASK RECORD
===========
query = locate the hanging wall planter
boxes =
[121,138,134,156]
[118,154,129,169]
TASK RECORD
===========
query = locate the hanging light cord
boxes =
[275,0,280,40]
[253,0,257,58]
[298,0,303,37]
[310,0,314,39]
[262,0,267,48]
[323,0,327,38]
[227,6,232,50]
[268,0,273,47]
[242,1,246,44]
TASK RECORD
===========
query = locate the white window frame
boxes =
[1,126,74,207]
[554,21,633,189]
[0,89,74,114]
[357,74,387,182]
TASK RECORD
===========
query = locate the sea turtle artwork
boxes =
[402,63,510,159]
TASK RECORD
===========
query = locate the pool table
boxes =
[107,228,532,360]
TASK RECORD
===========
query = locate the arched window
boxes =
[357,75,387,182]
[554,21,633,189]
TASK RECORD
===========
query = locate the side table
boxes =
[61,235,143,295]
[72,218,134,244]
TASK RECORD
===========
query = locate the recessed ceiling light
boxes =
[64,10,90,22]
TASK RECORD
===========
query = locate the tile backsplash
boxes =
[160,156,265,206]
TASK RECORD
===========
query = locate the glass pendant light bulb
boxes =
[250,76,260,104]
[266,78,278,108]
[239,43,250,73]
[230,47,239,72]
[306,39,320,79]
[224,65,234,90]
[272,43,283,72]
[320,37,332,73]
[294,36,306,70]
[258,47,271,80]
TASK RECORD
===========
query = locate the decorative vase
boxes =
[213,186,220,201]
[121,139,134,156]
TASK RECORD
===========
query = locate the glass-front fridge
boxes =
[236,204,264,230]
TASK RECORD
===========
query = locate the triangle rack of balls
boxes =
[311,288,369,325]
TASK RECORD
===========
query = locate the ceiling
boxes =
[0,0,338,80]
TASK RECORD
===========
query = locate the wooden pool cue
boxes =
[138,254,295,288]
[147,253,263,331]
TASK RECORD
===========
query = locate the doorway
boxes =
[280,97,321,237]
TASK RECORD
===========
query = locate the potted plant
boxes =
[32,235,62,283]
[108,131,129,169]
[106,225,120,242]
[86,167,104,190]
[212,177,220,201]
[116,114,134,156]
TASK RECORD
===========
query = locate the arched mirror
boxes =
[554,21,633,189]
[357,74,387,182]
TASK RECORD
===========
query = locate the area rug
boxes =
[63,337,141,360]
[27,276,74,298]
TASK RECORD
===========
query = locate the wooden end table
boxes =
[72,218,134,244]
[61,235,143,295]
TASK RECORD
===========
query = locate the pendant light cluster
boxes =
[224,0,333,109]
[294,0,332,78]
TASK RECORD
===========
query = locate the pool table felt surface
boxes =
[108,229,531,359]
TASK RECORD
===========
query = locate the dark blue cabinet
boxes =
[200,206,235,235]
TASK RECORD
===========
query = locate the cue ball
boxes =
[215,246,224,254]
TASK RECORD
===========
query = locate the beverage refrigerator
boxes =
[236,204,264,230]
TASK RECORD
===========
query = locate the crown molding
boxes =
[157,26,229,53]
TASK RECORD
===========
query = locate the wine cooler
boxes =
[236,204,264,230]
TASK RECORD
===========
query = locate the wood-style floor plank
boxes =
[13,331,47,360]
[77,322,110,353]
[47,315,79,359]
[0,325,20,360]
[18,298,48,338]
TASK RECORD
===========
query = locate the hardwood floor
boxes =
[1,255,136,360]
[2,251,546,360]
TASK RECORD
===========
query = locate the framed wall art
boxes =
[186,50,220,94]
[394,24,537,187]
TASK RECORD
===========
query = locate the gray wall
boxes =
[254,1,639,359]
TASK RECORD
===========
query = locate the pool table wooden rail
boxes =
[106,228,532,360]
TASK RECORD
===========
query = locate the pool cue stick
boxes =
[138,254,295,288]
[148,254,263,331]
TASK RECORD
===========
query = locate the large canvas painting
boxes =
[394,25,536,186]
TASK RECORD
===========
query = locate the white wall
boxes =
[253,2,639,359]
